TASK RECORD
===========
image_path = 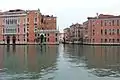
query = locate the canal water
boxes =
[0,44,120,80]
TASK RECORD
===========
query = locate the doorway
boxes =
[7,36,10,44]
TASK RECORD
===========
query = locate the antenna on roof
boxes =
[96,13,99,18]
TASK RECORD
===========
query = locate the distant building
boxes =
[69,23,83,43]
[63,28,70,43]
[63,23,83,44]
[83,14,120,44]
[59,33,64,43]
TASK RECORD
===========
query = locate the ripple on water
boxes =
[88,68,120,78]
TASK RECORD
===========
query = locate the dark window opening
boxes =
[56,33,58,36]
[117,39,119,42]
[112,20,114,26]
[101,29,103,35]
[117,20,119,26]
[105,29,107,35]
[117,29,119,35]
[113,39,115,43]
[48,38,49,42]
[35,18,37,22]
[56,38,57,42]
[27,39,29,42]
[93,39,95,42]
[27,18,29,22]
[48,33,49,36]
[105,39,107,43]
[24,28,25,33]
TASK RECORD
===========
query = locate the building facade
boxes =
[37,15,59,44]
[63,28,70,43]
[26,10,41,44]
[63,23,83,44]
[0,9,58,44]
[0,9,27,44]
[84,14,120,44]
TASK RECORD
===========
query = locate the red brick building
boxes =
[26,10,41,43]
[83,14,120,44]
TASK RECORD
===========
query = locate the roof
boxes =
[88,14,120,19]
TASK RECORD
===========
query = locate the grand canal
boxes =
[0,44,120,80]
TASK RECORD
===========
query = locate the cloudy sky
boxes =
[0,0,120,32]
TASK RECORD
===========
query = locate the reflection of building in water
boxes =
[84,46,120,70]
[0,46,4,69]
[3,45,58,73]
[27,45,58,72]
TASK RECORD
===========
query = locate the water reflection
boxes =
[0,45,59,79]
[63,45,120,78]
[1,44,120,79]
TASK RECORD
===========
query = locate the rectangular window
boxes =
[35,18,37,22]
[117,39,119,42]
[105,29,107,35]
[35,34,37,37]
[3,28,4,33]
[117,20,119,26]
[24,28,25,33]
[109,29,111,35]
[56,38,57,42]
[104,20,107,26]
[113,39,115,43]
[112,20,114,26]
[105,39,107,43]
[44,38,46,42]
[93,39,95,42]
[117,29,119,35]
[112,29,115,35]
[48,38,49,42]
[27,38,29,42]
[48,33,49,36]
[27,18,29,22]
[109,21,111,26]
[93,30,95,36]
[3,36,4,41]
[101,29,103,35]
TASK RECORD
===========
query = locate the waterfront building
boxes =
[0,9,27,44]
[0,9,58,44]
[63,28,70,43]
[59,33,64,43]
[37,15,59,44]
[83,14,120,44]
[63,23,83,44]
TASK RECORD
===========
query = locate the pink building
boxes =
[83,14,120,45]
[0,9,27,44]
